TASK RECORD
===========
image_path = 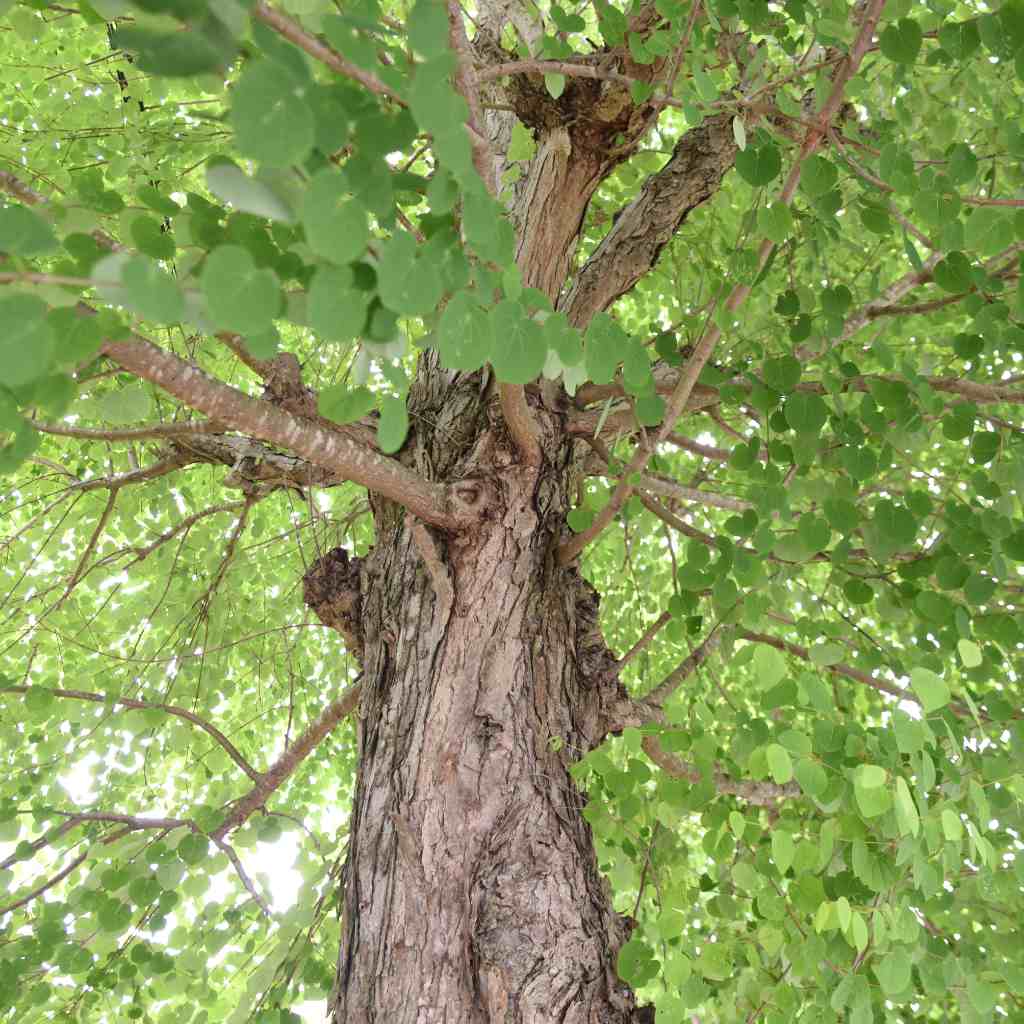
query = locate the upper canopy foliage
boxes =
[1,0,1024,1021]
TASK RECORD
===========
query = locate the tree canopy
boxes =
[1,0,1024,1021]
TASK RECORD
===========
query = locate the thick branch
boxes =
[561,112,738,327]
[101,336,472,529]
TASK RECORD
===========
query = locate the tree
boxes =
[1,0,1023,1019]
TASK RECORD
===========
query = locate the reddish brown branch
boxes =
[100,335,470,529]
[252,1,404,105]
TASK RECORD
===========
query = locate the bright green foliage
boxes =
[2,0,1024,1023]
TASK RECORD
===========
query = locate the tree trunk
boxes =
[329,358,640,1021]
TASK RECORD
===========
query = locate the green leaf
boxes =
[407,0,449,58]
[933,251,973,292]
[463,191,515,264]
[230,60,315,167]
[112,22,236,77]
[206,160,296,223]
[941,807,963,841]
[129,215,175,261]
[874,950,912,996]
[94,254,184,324]
[202,245,282,335]
[0,294,55,388]
[909,667,951,713]
[771,830,795,874]
[437,291,493,371]
[784,392,828,435]
[377,395,409,454]
[319,384,376,425]
[880,18,923,64]
[489,301,546,384]
[584,312,628,386]
[758,203,792,244]
[377,230,443,317]
[894,777,920,837]
[735,144,782,187]
[301,169,370,265]
[957,638,983,668]
[307,264,369,342]
[544,73,566,99]
[939,19,981,61]
[766,743,793,784]
[964,207,1015,256]
[752,644,786,688]
[0,205,57,256]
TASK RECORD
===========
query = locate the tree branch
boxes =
[0,684,261,781]
[561,112,738,328]
[100,335,474,530]
[641,737,801,806]
[252,1,405,106]
[213,676,363,839]
[32,419,226,442]
[558,0,885,565]
[642,628,722,708]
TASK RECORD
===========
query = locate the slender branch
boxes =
[614,611,671,674]
[100,334,473,530]
[32,419,226,442]
[0,850,88,916]
[736,628,943,709]
[639,474,752,512]
[252,1,405,106]
[211,837,272,917]
[0,684,261,781]
[66,454,192,494]
[640,737,800,806]
[56,487,118,609]
[642,628,722,708]
[212,676,363,839]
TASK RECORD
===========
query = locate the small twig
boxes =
[212,837,272,917]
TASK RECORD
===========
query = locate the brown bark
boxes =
[318,12,746,1018]
[330,363,640,1021]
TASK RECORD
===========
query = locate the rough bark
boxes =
[313,11,745,1017]
[328,361,643,1021]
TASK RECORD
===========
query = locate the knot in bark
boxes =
[303,547,363,658]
